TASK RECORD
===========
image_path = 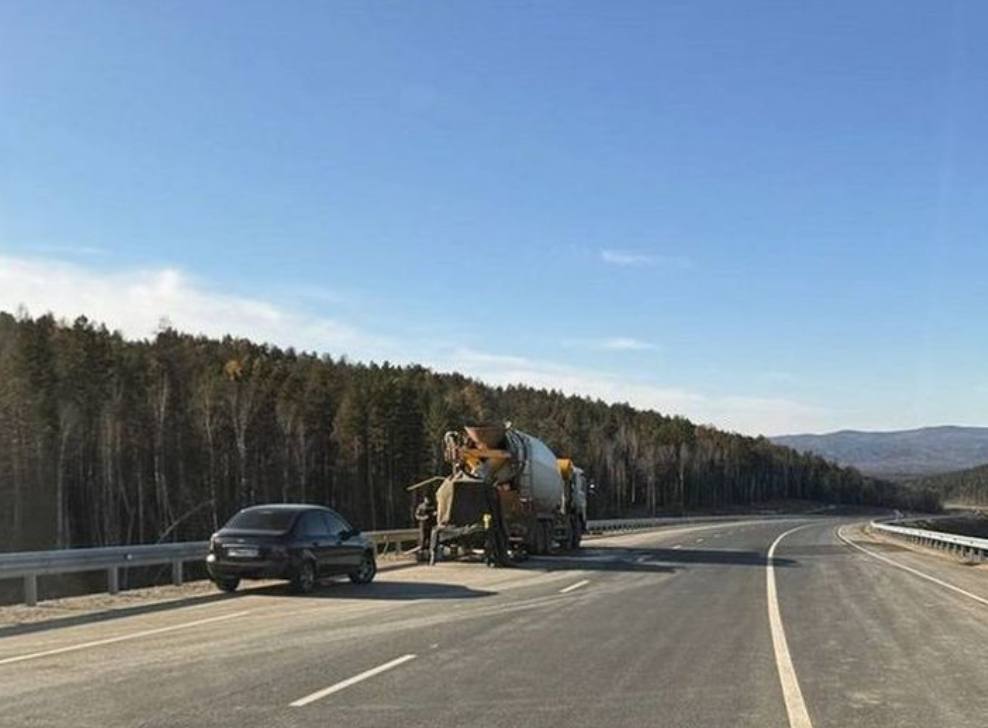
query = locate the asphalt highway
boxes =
[2,517,987,728]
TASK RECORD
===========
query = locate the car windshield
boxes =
[224,509,297,532]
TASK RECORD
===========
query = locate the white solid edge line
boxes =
[0,610,252,666]
[291,654,418,707]
[836,525,988,608]
[559,579,590,594]
[767,524,815,728]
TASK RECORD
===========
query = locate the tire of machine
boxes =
[531,520,546,555]
[569,514,582,550]
[542,520,555,554]
[483,485,511,566]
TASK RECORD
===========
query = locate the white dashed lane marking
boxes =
[290,654,418,707]
[559,579,590,594]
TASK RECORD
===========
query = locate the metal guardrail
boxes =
[365,529,419,554]
[0,515,800,607]
[871,518,988,561]
[0,542,208,607]
[0,530,422,607]
[587,513,800,533]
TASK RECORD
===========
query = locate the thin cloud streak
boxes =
[563,336,658,351]
[600,337,657,351]
[601,249,656,266]
[600,249,693,269]
[440,348,826,436]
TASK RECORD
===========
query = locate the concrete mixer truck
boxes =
[425,423,588,565]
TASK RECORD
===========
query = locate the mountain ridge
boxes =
[771,425,988,479]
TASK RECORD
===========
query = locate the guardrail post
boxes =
[172,560,183,586]
[107,566,119,595]
[24,574,38,606]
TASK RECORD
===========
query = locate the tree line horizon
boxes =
[0,310,940,552]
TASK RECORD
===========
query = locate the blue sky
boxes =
[2,1,987,435]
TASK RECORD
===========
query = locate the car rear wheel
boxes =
[291,560,317,594]
[215,577,240,593]
[348,552,377,584]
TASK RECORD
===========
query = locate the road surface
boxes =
[2,517,987,727]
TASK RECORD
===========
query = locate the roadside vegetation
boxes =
[0,311,940,551]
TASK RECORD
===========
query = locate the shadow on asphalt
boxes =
[780,543,866,556]
[0,561,424,639]
[1,546,796,639]
[519,556,677,575]
[524,545,797,572]
[275,580,495,601]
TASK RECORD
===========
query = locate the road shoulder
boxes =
[838,522,988,606]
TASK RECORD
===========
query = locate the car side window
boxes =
[296,511,329,538]
[322,511,347,537]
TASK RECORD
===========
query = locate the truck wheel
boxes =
[291,560,317,594]
[531,524,546,555]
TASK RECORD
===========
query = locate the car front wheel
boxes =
[348,552,376,584]
[291,560,317,594]
[215,577,240,593]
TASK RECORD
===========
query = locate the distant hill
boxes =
[771,426,988,479]
[907,463,988,506]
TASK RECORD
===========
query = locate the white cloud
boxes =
[600,249,692,269]
[0,254,823,436]
[0,255,387,358]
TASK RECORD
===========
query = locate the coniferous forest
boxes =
[0,311,940,552]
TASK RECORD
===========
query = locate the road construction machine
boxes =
[424,423,588,566]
